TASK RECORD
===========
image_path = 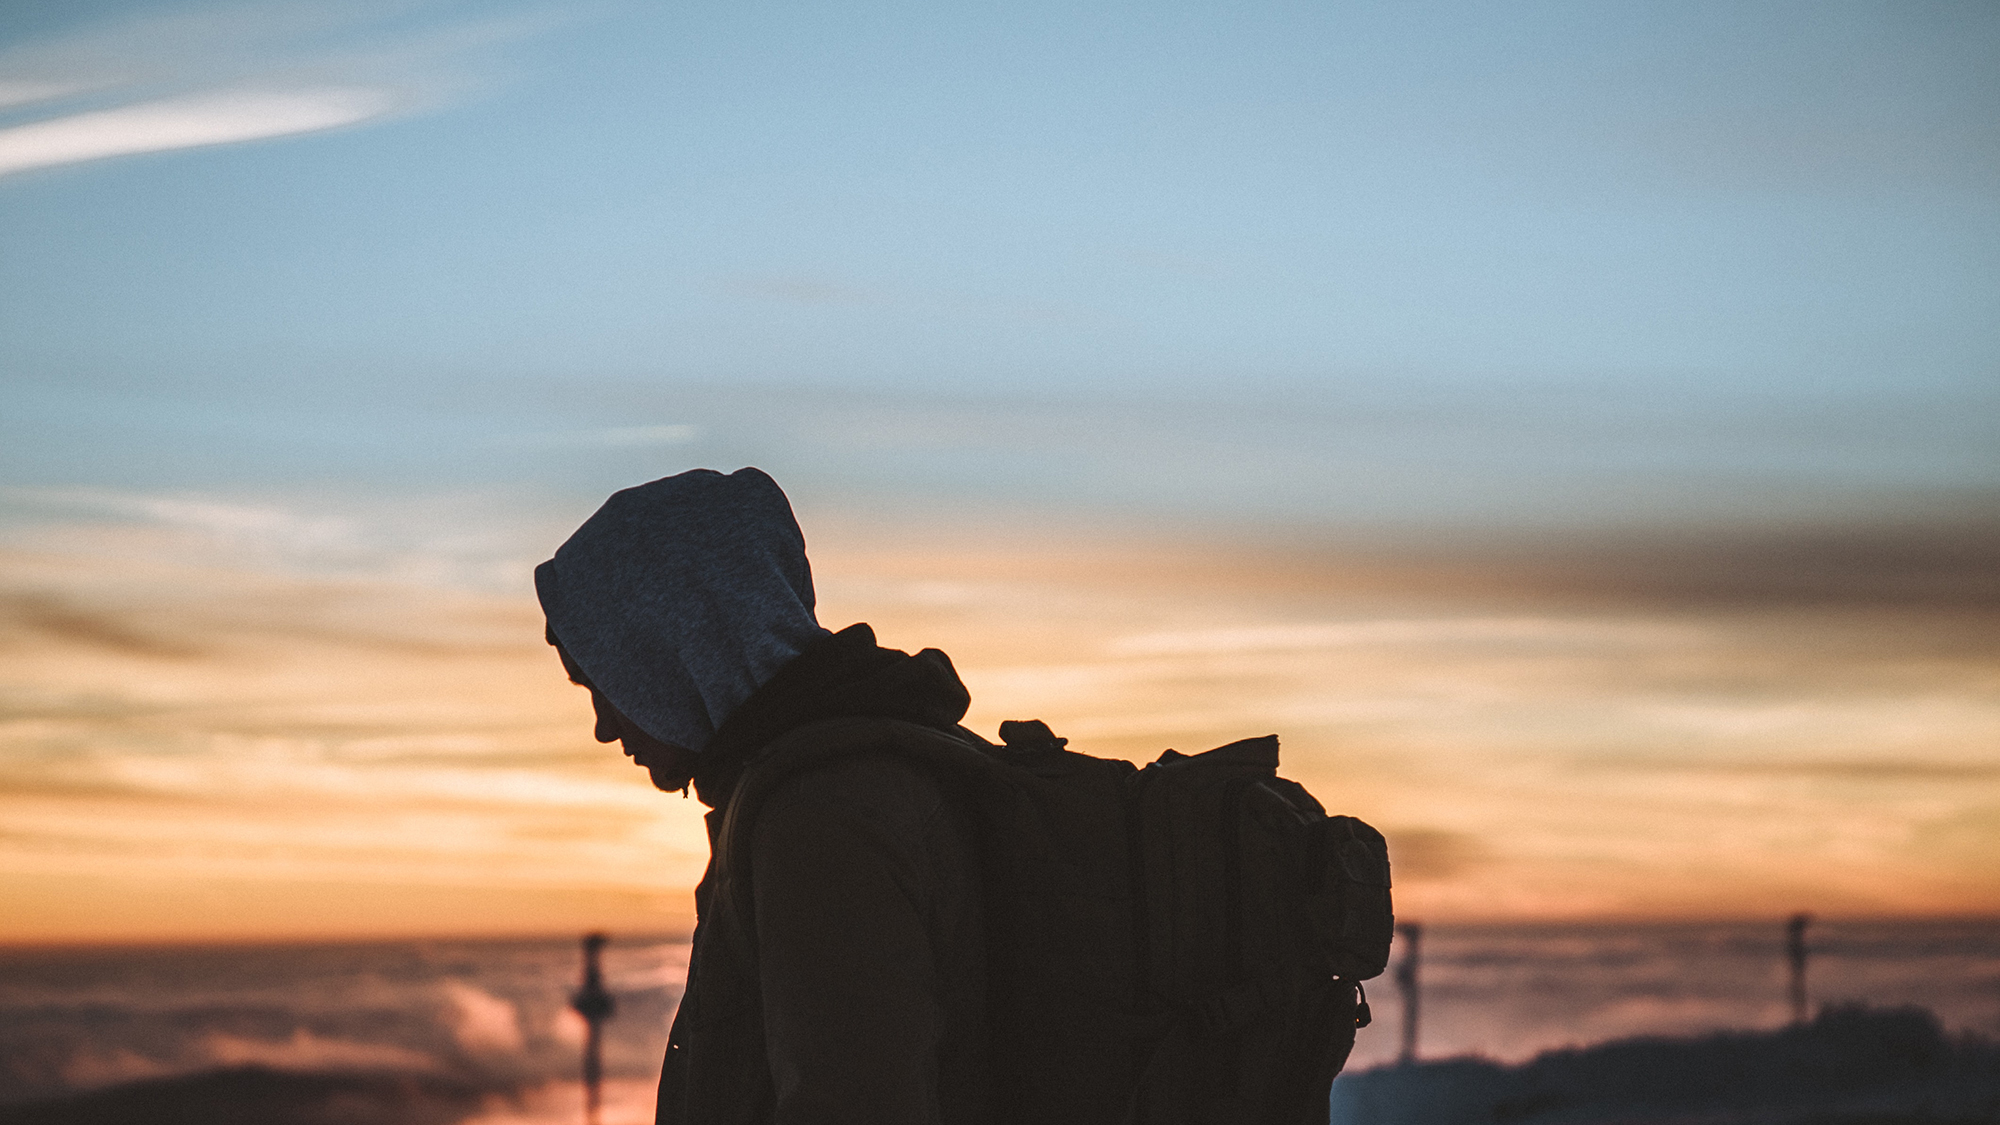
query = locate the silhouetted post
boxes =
[1786,913,1812,1025]
[1395,922,1422,1064]
[571,932,616,1125]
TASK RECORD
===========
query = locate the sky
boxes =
[0,0,1995,942]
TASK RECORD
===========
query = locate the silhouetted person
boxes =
[1786,913,1812,1025]
[538,468,1388,1125]
[1395,921,1422,1064]
[538,469,990,1125]
[571,932,616,1125]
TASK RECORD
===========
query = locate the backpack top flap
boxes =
[1150,735,1280,772]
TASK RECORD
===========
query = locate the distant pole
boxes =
[1395,922,1423,1064]
[1786,913,1812,1025]
[571,932,616,1125]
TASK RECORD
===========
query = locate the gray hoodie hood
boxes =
[534,467,829,752]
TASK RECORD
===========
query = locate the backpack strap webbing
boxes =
[710,716,1029,950]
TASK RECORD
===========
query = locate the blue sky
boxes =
[3,1,1999,942]
[1,0,1995,533]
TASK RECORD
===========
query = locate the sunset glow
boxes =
[4,508,1993,943]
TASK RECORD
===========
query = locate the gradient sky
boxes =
[0,0,1996,941]
[4,0,1996,524]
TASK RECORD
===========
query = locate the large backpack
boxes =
[719,716,1394,1125]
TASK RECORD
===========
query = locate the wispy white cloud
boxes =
[5,485,362,556]
[0,485,550,593]
[0,0,558,179]
[0,86,400,177]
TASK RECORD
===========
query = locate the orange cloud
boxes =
[2,513,1996,943]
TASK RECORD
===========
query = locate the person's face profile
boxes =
[552,636,697,792]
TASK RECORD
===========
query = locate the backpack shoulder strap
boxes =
[711,717,1021,931]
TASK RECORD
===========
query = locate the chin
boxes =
[647,763,692,792]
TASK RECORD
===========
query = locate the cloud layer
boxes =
[2,488,1994,940]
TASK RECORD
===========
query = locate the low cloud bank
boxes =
[1332,1005,2000,1125]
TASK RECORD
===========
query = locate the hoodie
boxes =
[534,467,830,752]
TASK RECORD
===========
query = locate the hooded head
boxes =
[534,468,830,753]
